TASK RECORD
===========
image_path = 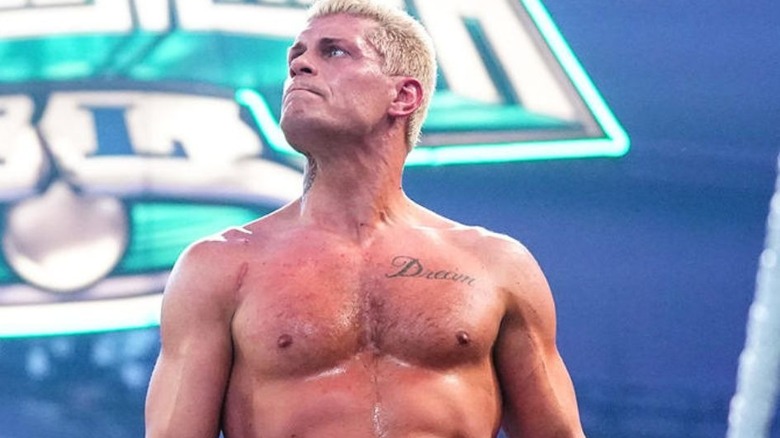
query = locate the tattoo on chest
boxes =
[385,256,477,287]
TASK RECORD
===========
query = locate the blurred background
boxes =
[0,0,778,437]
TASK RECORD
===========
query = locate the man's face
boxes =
[280,14,395,149]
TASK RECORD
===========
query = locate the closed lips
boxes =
[286,86,321,96]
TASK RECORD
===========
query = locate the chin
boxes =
[281,116,324,152]
[282,111,345,145]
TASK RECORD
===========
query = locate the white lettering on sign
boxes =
[41,92,262,163]
[414,0,498,103]
[173,0,308,38]
[415,0,574,118]
[0,0,576,120]
[0,0,310,38]
[0,91,303,205]
[0,95,47,201]
[134,0,171,32]
[0,0,132,38]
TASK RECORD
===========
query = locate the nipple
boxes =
[277,334,293,349]
[456,330,471,346]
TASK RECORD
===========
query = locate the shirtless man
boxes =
[144,0,585,436]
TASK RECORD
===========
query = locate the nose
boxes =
[289,52,316,78]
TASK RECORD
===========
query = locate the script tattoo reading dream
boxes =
[385,256,477,287]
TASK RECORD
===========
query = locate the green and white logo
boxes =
[0,0,627,337]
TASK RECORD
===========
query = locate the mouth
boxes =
[284,87,321,100]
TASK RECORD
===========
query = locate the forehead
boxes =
[294,14,377,47]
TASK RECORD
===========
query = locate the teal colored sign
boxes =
[0,0,628,337]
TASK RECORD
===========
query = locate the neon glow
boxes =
[521,0,629,154]
[0,0,629,337]
[0,204,274,338]
[0,293,163,338]
[235,0,629,165]
[236,88,628,166]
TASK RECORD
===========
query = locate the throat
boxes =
[298,186,408,243]
[300,151,407,226]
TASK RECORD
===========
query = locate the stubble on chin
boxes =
[281,112,310,147]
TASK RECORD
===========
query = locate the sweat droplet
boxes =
[456,331,471,346]
[277,334,293,348]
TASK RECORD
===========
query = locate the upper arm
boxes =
[145,238,242,438]
[492,241,585,437]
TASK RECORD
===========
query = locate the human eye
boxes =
[325,46,348,58]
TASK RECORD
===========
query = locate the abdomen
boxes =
[222,353,501,438]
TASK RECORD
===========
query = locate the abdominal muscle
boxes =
[220,352,502,438]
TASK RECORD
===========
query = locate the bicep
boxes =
[494,245,584,437]
[145,243,237,438]
[146,339,232,438]
[495,330,581,437]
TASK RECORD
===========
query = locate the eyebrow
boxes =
[287,37,353,63]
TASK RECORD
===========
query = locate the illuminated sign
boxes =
[0,88,304,336]
[0,0,627,337]
[0,0,628,161]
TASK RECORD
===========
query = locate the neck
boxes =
[296,137,410,240]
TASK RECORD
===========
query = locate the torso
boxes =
[218,207,510,438]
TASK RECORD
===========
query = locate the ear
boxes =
[388,77,423,118]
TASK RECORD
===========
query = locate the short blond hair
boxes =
[307,0,437,149]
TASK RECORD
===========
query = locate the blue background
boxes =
[1,0,779,436]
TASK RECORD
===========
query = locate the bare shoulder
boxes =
[418,207,538,274]
[170,201,299,292]
[178,202,293,270]
[460,228,545,295]
[453,228,557,341]
[450,224,531,261]
[171,201,297,279]
[176,226,251,274]
[418,210,552,316]
[163,224,258,310]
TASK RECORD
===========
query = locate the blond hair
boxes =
[307,0,437,149]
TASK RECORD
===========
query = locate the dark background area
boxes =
[413,0,780,435]
[1,0,779,436]
[411,0,780,434]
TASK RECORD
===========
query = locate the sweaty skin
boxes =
[222,209,505,437]
[147,204,581,438]
[145,11,585,438]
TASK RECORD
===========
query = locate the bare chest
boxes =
[231,240,504,377]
